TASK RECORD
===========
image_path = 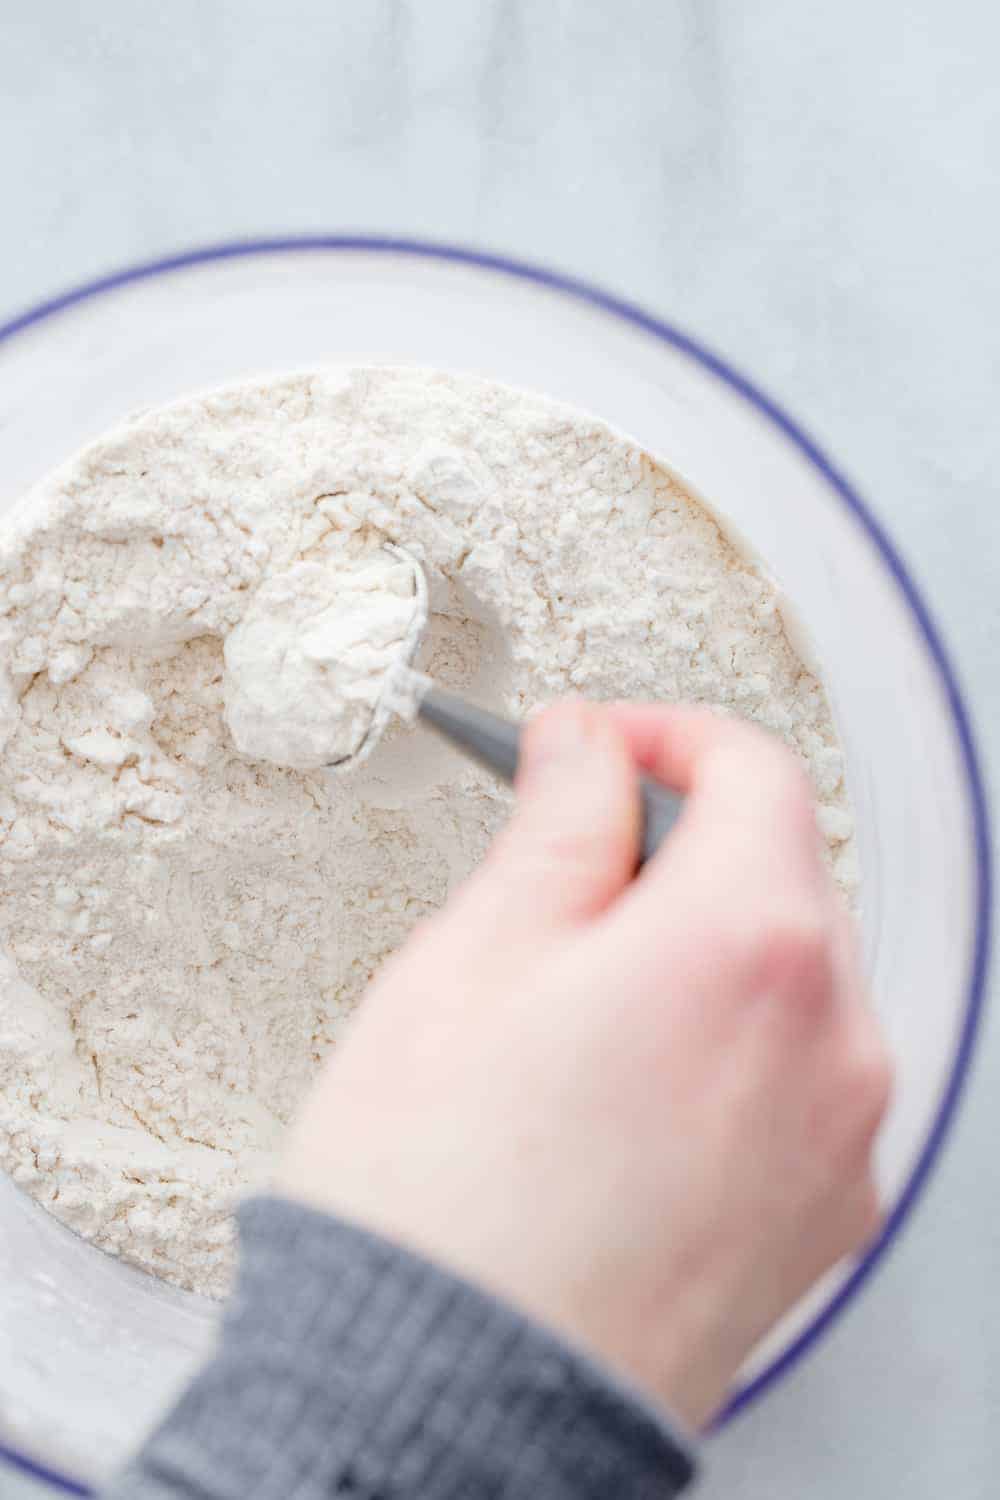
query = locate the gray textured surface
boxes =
[1,2,997,1495]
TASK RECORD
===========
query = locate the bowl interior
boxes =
[0,244,988,1486]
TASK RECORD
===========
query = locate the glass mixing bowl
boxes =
[0,240,990,1493]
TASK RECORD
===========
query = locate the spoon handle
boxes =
[418,685,681,868]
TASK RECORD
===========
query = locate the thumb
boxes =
[482,700,640,931]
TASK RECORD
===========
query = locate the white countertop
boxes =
[1,2,997,1494]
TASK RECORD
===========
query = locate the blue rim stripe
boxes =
[0,236,990,1492]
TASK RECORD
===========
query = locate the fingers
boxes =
[606,701,828,899]
[598,704,839,1009]
[607,704,819,849]
[465,700,640,934]
[603,702,754,792]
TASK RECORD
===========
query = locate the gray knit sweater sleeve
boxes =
[105,1195,696,1499]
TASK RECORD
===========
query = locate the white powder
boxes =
[224,547,421,770]
[0,368,856,1297]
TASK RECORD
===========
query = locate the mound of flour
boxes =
[0,368,856,1296]
[224,547,421,770]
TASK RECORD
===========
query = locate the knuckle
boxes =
[753,910,833,1002]
[819,1034,893,1170]
[846,1039,894,1137]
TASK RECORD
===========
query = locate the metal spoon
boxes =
[335,545,682,867]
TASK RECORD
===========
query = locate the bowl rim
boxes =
[0,235,991,1494]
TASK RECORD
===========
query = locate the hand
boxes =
[278,700,891,1427]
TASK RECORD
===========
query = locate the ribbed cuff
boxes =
[111,1195,696,1499]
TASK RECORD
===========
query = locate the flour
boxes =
[0,367,856,1297]
[224,547,421,770]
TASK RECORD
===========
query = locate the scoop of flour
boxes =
[224,549,420,769]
